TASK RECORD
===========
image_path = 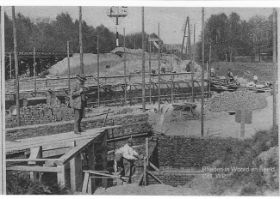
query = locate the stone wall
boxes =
[6,113,152,141]
[156,135,247,169]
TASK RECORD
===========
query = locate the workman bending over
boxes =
[71,74,88,134]
[114,137,142,183]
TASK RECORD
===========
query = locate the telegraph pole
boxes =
[123,28,127,103]
[0,6,7,194]
[12,6,20,126]
[33,47,36,93]
[157,23,161,111]
[9,52,12,79]
[181,18,187,59]
[79,6,84,75]
[97,35,100,107]
[208,42,211,97]
[192,24,196,102]
[141,7,146,111]
[187,17,191,59]
[148,35,152,104]
[201,8,205,137]
[67,41,71,91]
[272,8,277,133]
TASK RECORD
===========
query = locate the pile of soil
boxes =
[208,90,267,112]
[48,48,203,82]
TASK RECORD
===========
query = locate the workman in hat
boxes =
[114,135,143,183]
[71,74,88,134]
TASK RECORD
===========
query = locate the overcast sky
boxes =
[4,6,273,44]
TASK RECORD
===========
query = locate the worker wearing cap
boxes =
[114,137,142,183]
[71,74,88,134]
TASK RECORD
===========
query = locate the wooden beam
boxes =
[6,158,59,162]
[83,170,119,178]
[6,165,61,173]
[101,131,108,187]
[149,161,159,172]
[57,165,66,187]
[6,126,121,152]
[70,153,83,192]
[12,6,20,126]
[57,138,95,165]
[82,172,90,193]
[147,171,163,184]
[28,147,42,182]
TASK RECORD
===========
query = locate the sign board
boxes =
[107,6,128,17]
[235,109,252,124]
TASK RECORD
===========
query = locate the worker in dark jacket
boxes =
[71,74,88,134]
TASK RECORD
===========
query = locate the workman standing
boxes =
[71,74,88,134]
[210,67,216,77]
[253,75,258,84]
[114,137,141,183]
[227,69,234,83]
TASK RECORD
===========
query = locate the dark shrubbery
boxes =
[6,172,70,195]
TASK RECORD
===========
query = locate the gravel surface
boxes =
[208,90,267,112]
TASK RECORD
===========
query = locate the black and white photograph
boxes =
[0,1,279,196]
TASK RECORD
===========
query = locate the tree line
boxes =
[196,12,274,62]
[5,12,159,54]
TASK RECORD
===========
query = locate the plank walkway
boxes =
[6,125,121,152]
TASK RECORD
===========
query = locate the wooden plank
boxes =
[138,173,144,186]
[28,147,42,182]
[102,131,108,187]
[6,165,61,173]
[107,132,148,142]
[147,171,163,184]
[149,162,159,172]
[57,138,95,165]
[6,126,120,152]
[70,154,83,192]
[83,170,119,178]
[87,177,92,194]
[43,147,69,158]
[57,165,66,187]
[6,158,58,162]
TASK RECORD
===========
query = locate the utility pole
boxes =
[33,47,36,94]
[187,17,191,59]
[181,18,187,59]
[0,6,7,194]
[201,8,205,137]
[9,52,12,79]
[157,23,161,111]
[208,42,211,97]
[12,6,20,126]
[148,35,152,104]
[192,24,196,102]
[79,6,84,75]
[67,41,71,91]
[272,8,277,133]
[141,7,146,111]
[123,28,127,104]
[97,35,100,107]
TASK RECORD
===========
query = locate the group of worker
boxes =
[210,67,260,85]
[70,74,140,183]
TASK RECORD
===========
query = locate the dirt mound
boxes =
[94,183,213,195]
[49,53,121,76]
[208,90,267,112]
[48,48,203,80]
